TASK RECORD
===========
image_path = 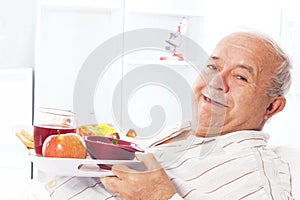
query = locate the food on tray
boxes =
[126,129,137,138]
[42,133,87,159]
[78,123,120,139]
[77,125,95,136]
[16,129,34,149]
[84,136,143,161]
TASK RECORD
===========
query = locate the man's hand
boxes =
[101,152,176,200]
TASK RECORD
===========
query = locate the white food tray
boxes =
[30,155,146,177]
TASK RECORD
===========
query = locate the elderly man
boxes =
[101,31,293,200]
[41,31,293,200]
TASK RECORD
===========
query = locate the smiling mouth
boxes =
[203,95,228,108]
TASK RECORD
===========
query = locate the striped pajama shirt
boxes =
[149,129,293,200]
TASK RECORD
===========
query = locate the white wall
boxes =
[0,0,36,69]
[0,1,36,199]
[201,0,282,52]
[0,68,33,199]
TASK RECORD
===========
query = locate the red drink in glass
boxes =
[33,108,77,156]
[34,124,76,156]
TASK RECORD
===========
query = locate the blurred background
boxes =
[0,0,299,199]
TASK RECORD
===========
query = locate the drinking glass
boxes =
[33,108,77,156]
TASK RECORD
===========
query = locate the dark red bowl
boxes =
[84,136,143,160]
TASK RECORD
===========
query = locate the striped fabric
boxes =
[148,129,293,200]
[43,125,293,200]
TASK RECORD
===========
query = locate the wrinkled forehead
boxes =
[214,33,281,66]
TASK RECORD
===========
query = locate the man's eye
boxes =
[207,65,218,71]
[237,75,248,82]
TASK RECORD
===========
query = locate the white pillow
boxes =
[272,146,300,199]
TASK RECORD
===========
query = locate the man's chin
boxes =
[193,125,224,137]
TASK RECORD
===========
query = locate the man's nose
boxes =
[208,73,228,92]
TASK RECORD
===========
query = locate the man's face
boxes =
[193,33,279,137]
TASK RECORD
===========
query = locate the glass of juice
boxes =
[33,108,77,156]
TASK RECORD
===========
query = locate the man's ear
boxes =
[264,96,286,120]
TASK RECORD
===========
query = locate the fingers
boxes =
[101,154,174,200]
[135,152,161,171]
[106,153,162,184]
[101,175,135,199]
[101,176,122,195]
[111,164,138,179]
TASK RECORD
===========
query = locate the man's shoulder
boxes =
[141,122,192,148]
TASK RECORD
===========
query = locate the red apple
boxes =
[42,133,87,159]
